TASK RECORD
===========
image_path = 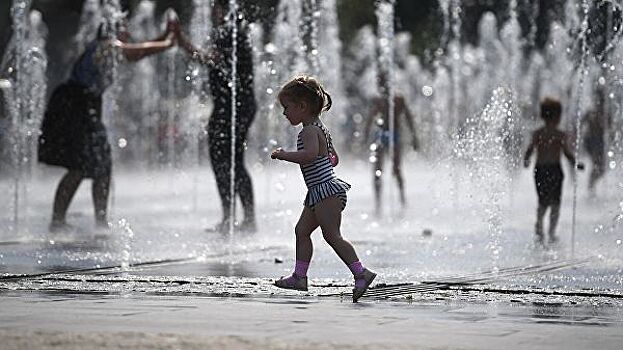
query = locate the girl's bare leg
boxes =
[315,196,376,301]
[274,207,318,289]
[295,207,319,262]
[314,196,359,265]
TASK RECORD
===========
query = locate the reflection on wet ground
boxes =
[1,290,621,335]
[1,257,622,312]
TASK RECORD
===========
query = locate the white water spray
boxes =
[376,0,396,218]
[229,0,239,242]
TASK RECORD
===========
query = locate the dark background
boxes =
[0,0,566,90]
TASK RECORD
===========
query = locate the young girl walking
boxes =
[271,75,376,302]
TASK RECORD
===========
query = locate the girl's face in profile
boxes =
[279,97,306,126]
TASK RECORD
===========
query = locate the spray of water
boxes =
[7,0,33,235]
[228,0,238,242]
[571,0,592,257]
[456,88,514,272]
[375,0,396,218]
[303,0,320,75]
[101,0,123,221]
[119,218,135,271]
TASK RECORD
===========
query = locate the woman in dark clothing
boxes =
[39,19,177,232]
[176,3,257,233]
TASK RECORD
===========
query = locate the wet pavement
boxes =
[1,252,623,349]
[1,288,623,350]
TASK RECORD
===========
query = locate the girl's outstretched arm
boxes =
[272,127,318,165]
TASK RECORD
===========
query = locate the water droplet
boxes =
[616,240,622,245]
[118,138,127,148]
[266,88,273,95]
[0,79,11,89]
[265,43,276,53]
[422,85,433,97]
[375,170,382,177]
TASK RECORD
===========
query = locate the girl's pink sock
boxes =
[279,260,310,286]
[348,261,365,275]
[294,260,310,277]
[348,261,367,288]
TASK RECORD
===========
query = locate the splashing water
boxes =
[118,218,135,271]
[375,0,396,218]
[572,0,592,257]
[228,0,238,243]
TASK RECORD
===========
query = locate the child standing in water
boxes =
[523,98,583,244]
[271,75,376,302]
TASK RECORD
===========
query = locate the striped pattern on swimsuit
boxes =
[297,122,351,209]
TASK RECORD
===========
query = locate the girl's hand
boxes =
[271,148,284,160]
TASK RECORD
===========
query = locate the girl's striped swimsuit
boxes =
[297,122,351,210]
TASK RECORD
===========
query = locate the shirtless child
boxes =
[523,98,584,244]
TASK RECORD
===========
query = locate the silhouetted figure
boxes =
[362,83,418,216]
[523,98,584,244]
[39,19,176,232]
[176,1,256,232]
[583,94,609,194]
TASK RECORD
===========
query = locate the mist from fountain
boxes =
[1,0,48,236]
